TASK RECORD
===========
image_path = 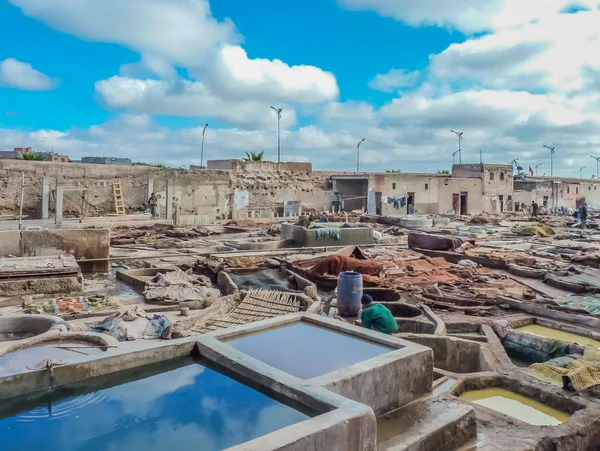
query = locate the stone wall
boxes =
[0,160,337,220]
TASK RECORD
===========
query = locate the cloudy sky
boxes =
[1,0,600,175]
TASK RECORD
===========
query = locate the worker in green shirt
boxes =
[360,294,398,335]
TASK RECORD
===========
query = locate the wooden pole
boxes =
[18,171,24,230]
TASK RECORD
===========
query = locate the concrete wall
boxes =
[282,223,374,247]
[0,228,110,272]
[482,165,514,213]
[332,177,369,212]
[581,182,600,207]
[372,174,441,215]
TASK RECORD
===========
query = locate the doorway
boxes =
[452,194,460,214]
[407,192,415,214]
[460,192,468,215]
[499,195,504,213]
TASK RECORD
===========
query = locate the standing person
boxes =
[360,295,398,335]
[148,193,158,219]
[579,200,588,229]
[531,201,539,218]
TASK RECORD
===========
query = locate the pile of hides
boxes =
[517,225,555,237]
[556,295,600,315]
[307,254,382,277]
[529,346,600,392]
[92,306,171,341]
[144,269,221,304]
[23,295,113,315]
[314,226,341,241]
[470,215,499,225]
[408,231,468,251]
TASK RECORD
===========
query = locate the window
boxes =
[490,172,495,180]
[576,187,579,194]
[425,183,428,190]
[500,172,505,180]
[567,187,570,194]
[392,183,396,189]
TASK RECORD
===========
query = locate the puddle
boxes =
[225,323,393,379]
[0,356,310,450]
[459,388,570,426]
[0,342,107,374]
[516,324,600,348]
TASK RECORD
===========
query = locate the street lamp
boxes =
[580,166,587,179]
[452,150,460,165]
[450,130,463,164]
[200,123,208,168]
[535,163,542,176]
[270,106,283,163]
[590,155,600,179]
[543,145,556,177]
[356,138,366,172]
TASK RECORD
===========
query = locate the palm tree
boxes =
[17,152,45,161]
[385,169,401,173]
[244,151,264,161]
[437,169,451,174]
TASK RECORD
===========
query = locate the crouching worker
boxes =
[360,294,398,335]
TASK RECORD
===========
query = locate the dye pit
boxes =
[229,269,298,293]
[459,388,570,426]
[225,322,393,379]
[0,356,310,451]
[516,324,600,348]
[0,342,107,375]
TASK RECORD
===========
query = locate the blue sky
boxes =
[1,0,600,175]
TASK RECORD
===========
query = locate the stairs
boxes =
[112,182,126,215]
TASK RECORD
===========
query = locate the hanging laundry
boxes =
[381,195,389,203]
[393,197,400,209]
[400,197,407,207]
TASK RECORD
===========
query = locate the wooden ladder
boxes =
[112,182,126,215]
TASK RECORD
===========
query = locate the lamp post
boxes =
[200,123,208,168]
[270,106,282,163]
[450,130,463,164]
[543,145,556,177]
[580,166,587,179]
[590,155,600,180]
[452,150,460,165]
[535,163,542,176]
[356,138,366,172]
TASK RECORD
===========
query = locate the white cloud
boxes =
[337,0,599,33]
[431,10,600,94]
[95,76,298,129]
[0,58,57,90]
[11,0,339,107]
[368,69,420,92]
[9,0,238,67]
[206,45,339,104]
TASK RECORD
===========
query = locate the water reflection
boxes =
[0,357,308,451]
[226,323,393,379]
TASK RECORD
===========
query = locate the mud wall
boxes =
[0,160,338,220]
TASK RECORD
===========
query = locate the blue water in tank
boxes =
[337,271,363,317]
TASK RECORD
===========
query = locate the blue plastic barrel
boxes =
[337,271,363,317]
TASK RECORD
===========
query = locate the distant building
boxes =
[49,152,69,163]
[82,156,132,166]
[0,147,69,162]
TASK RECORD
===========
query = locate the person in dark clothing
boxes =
[531,201,539,218]
[580,201,588,229]
[148,193,158,219]
[360,294,398,335]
